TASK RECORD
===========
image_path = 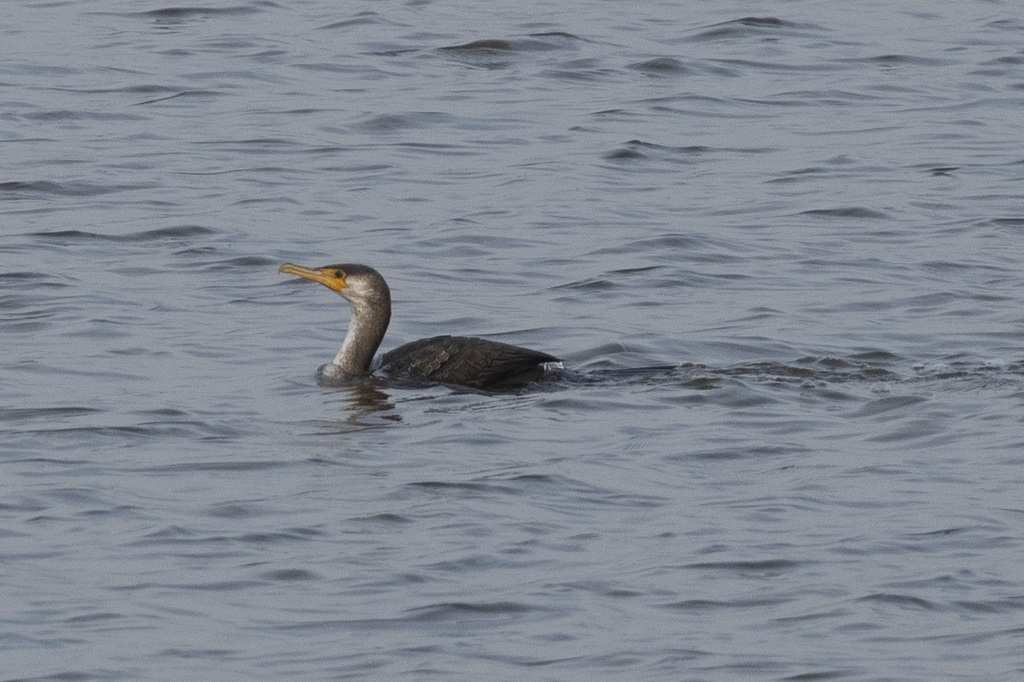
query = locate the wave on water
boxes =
[30,225,217,243]
[0,180,155,198]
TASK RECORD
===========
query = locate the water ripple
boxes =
[4,1,1024,680]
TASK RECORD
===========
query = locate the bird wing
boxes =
[378,335,559,388]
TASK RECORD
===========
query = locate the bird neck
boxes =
[333,297,391,373]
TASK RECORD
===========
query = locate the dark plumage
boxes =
[377,334,558,388]
[279,262,558,389]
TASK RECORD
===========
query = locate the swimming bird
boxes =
[279,263,559,389]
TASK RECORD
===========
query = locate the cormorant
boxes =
[279,263,559,389]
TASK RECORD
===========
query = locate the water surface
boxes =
[3,1,1024,680]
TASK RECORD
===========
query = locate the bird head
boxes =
[279,263,391,309]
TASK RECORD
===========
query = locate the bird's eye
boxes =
[334,270,345,279]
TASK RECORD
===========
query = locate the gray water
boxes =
[3,1,1024,680]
